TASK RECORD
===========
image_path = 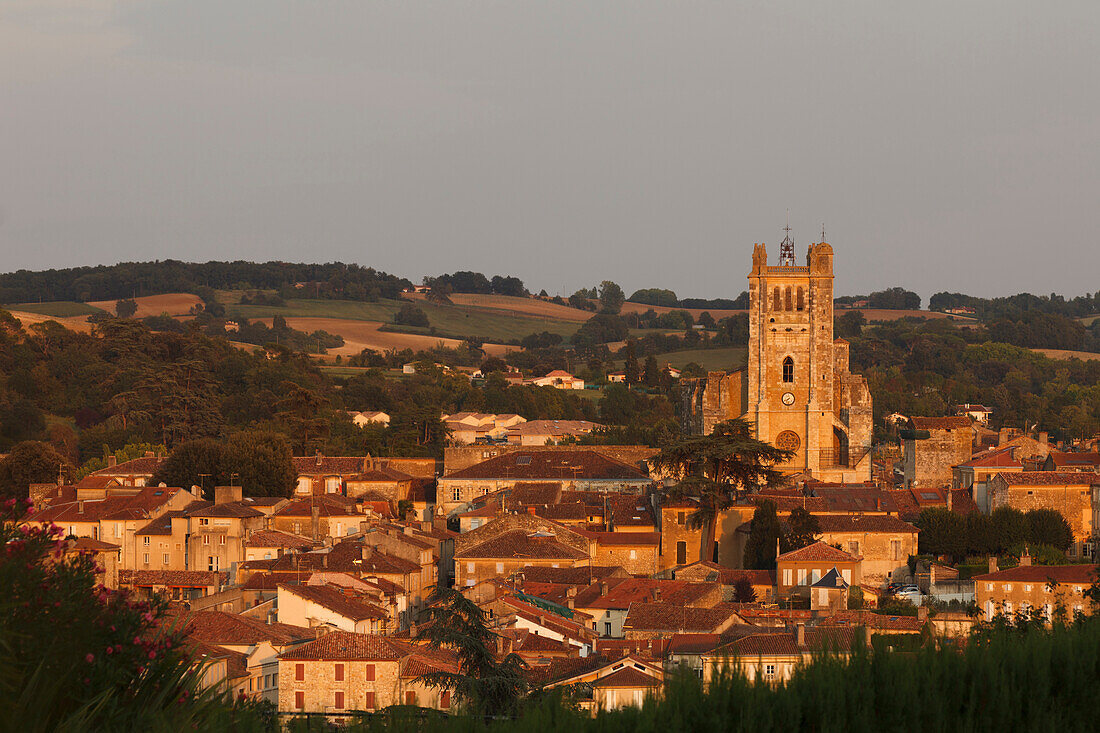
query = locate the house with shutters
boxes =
[701,625,857,684]
[278,631,458,715]
[542,655,664,713]
[776,542,862,601]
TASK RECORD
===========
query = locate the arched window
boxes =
[796,287,805,311]
[782,357,794,383]
[784,286,793,311]
[772,287,781,311]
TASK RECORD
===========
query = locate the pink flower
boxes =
[148,651,156,660]
[85,653,95,664]
[106,647,114,655]
[143,612,154,622]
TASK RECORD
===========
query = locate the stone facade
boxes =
[901,417,975,489]
[988,472,1098,553]
[443,445,657,477]
[681,238,872,482]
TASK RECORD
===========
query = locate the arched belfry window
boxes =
[772,287,781,311]
[796,287,805,311]
[784,287,793,311]
[782,357,794,383]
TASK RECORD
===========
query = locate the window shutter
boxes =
[364,663,375,681]
[334,663,344,681]
[295,663,304,681]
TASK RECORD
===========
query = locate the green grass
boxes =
[614,346,748,372]
[226,297,582,343]
[3,301,104,317]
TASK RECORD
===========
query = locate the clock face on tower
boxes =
[781,391,795,405]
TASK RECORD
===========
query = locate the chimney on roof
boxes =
[1039,432,1049,445]
[322,554,328,569]
[315,450,323,467]
[1020,548,1031,567]
[796,623,805,647]
[946,490,953,512]
[361,545,373,561]
[77,500,84,514]
[409,621,417,638]
[311,505,321,540]
[107,455,117,468]
[600,581,608,596]
[988,556,998,574]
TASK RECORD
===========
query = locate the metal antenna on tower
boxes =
[821,223,826,242]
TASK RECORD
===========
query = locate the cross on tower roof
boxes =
[779,218,796,266]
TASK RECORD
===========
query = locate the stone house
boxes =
[292,455,367,496]
[973,557,1098,621]
[276,584,391,634]
[988,472,1099,556]
[1042,451,1100,473]
[702,625,856,684]
[542,656,663,713]
[587,531,660,575]
[118,569,222,601]
[952,447,1023,513]
[278,632,457,714]
[813,514,917,585]
[574,578,722,639]
[185,487,269,573]
[506,420,601,446]
[776,542,862,599]
[672,562,777,603]
[437,449,652,516]
[900,416,974,489]
[271,495,366,540]
[455,530,589,590]
[244,530,315,561]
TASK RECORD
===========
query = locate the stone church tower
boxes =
[682,232,873,482]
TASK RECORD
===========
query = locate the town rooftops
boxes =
[119,570,220,587]
[718,627,856,656]
[818,610,922,632]
[90,456,166,476]
[623,602,741,633]
[246,530,315,550]
[280,631,426,662]
[589,665,662,688]
[579,579,714,610]
[274,495,363,517]
[444,450,649,482]
[185,501,264,519]
[182,610,313,646]
[455,530,588,560]
[516,565,625,585]
[777,541,859,564]
[814,514,918,534]
[32,486,184,524]
[1044,452,1100,469]
[292,455,366,475]
[957,448,1022,469]
[994,472,1100,486]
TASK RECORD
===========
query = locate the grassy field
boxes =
[610,346,748,372]
[226,297,581,343]
[3,301,103,317]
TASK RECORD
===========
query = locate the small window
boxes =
[765,664,776,680]
[364,664,375,682]
[772,287,781,311]
[162,554,170,565]
[796,287,805,311]
[516,456,532,465]
[676,541,687,565]
[441,690,451,709]
[405,691,417,706]
[782,357,794,383]
[295,691,304,709]
[365,691,376,709]
[629,550,637,560]
[334,691,344,709]
[335,663,344,681]
[295,664,304,681]
[143,553,149,564]
[452,487,461,502]
[143,536,150,546]
[676,511,685,525]
[784,287,793,311]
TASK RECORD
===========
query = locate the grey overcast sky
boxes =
[1,1,1098,301]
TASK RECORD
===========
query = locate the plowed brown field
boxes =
[88,293,203,317]
[254,317,515,358]
[404,292,593,322]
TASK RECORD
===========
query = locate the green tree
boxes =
[115,298,138,318]
[733,576,758,602]
[0,441,72,500]
[598,280,626,314]
[743,500,784,570]
[915,508,966,560]
[643,355,659,387]
[414,586,528,716]
[1026,509,1074,552]
[991,506,1030,553]
[651,419,791,564]
[836,310,865,338]
[275,382,330,453]
[223,430,296,498]
[150,438,225,498]
[624,340,640,385]
[785,506,821,551]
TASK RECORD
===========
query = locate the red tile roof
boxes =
[182,610,313,646]
[120,570,220,587]
[246,530,315,549]
[589,666,662,688]
[623,602,740,633]
[586,531,661,547]
[279,584,389,621]
[281,631,421,661]
[456,530,588,560]
[274,495,364,517]
[186,501,264,519]
[1045,452,1100,468]
[666,633,722,655]
[994,472,1100,486]
[517,565,625,585]
[971,564,1099,584]
[777,541,859,564]
[292,456,367,475]
[817,610,922,632]
[957,448,1022,469]
[724,628,855,656]
[580,579,716,610]
[814,515,917,534]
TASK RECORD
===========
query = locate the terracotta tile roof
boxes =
[354,467,414,482]
[186,501,263,518]
[517,565,624,585]
[508,482,564,506]
[723,628,855,656]
[246,530,315,549]
[606,495,657,527]
[33,486,183,523]
[623,602,740,633]
[818,610,922,632]
[909,416,972,430]
[498,596,595,640]
[280,631,409,661]
[666,633,722,655]
[239,558,279,571]
[994,472,1100,486]
[400,653,460,677]
[814,515,917,534]
[120,570,220,587]
[590,666,662,688]
[777,541,859,564]
[714,568,776,586]
[182,639,249,680]
[90,456,166,476]
[455,530,588,560]
[444,450,649,482]
[292,456,366,476]
[885,490,920,519]
[972,564,1099,584]
[268,541,418,575]
[66,537,121,552]
[182,610,313,646]
[70,475,119,489]
[532,654,612,685]
[242,571,305,590]
[581,579,715,610]
[535,503,588,521]
[279,584,389,621]
[950,489,980,516]
[1045,452,1100,468]
[957,448,1022,469]
[274,495,364,517]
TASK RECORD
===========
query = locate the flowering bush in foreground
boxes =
[0,499,268,731]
